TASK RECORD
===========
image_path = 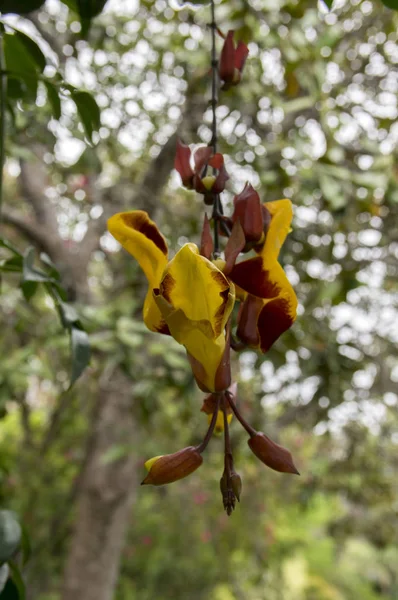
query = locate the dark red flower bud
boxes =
[248,432,299,475]
[174,139,194,188]
[219,30,249,90]
[233,183,264,244]
[141,446,203,486]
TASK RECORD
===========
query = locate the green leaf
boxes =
[43,81,62,120]
[59,301,80,328]
[20,281,38,302]
[5,79,26,102]
[0,239,22,257]
[3,33,39,101]
[0,565,9,594]
[71,91,101,143]
[0,256,23,273]
[381,0,398,8]
[322,0,334,8]
[0,577,19,600]
[69,327,90,388]
[0,0,45,14]
[39,253,61,280]
[21,248,56,300]
[0,512,21,564]
[12,31,46,73]
[76,0,108,19]
[22,247,54,284]
[7,562,25,600]
[19,527,30,568]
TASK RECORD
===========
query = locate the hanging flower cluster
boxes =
[108,12,299,515]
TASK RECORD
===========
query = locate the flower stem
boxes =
[210,0,217,156]
[0,22,7,226]
[222,394,232,477]
[225,391,257,437]
[196,393,221,453]
[209,0,222,257]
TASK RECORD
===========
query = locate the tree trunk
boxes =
[61,371,138,600]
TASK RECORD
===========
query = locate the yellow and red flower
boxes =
[174,140,229,198]
[228,196,298,352]
[107,210,235,393]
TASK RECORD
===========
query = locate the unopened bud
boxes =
[248,432,299,475]
[219,470,235,516]
[141,446,203,486]
[230,471,242,502]
[220,471,228,496]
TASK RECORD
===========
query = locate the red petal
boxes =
[193,146,212,174]
[224,220,246,275]
[213,163,229,193]
[200,213,214,260]
[219,30,236,83]
[174,139,193,187]
[235,41,249,72]
[208,153,224,170]
[229,257,281,298]
[257,296,295,353]
[207,154,229,193]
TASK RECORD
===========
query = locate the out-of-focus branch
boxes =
[2,211,54,253]
[130,79,207,217]
[19,155,58,229]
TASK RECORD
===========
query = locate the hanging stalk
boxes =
[209,0,223,256]
[0,22,6,225]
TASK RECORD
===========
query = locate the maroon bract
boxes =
[219,30,249,90]
[232,183,269,245]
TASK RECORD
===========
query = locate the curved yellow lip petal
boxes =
[261,199,293,264]
[107,210,169,332]
[107,210,168,287]
[160,243,234,338]
[153,245,235,391]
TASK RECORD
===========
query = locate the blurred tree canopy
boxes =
[0,0,397,599]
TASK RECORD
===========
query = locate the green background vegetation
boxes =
[0,0,397,598]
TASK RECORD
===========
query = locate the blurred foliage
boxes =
[0,0,397,599]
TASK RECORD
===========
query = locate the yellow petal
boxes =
[262,199,293,263]
[153,291,228,392]
[208,410,233,434]
[107,211,169,332]
[160,243,234,338]
[153,244,235,391]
